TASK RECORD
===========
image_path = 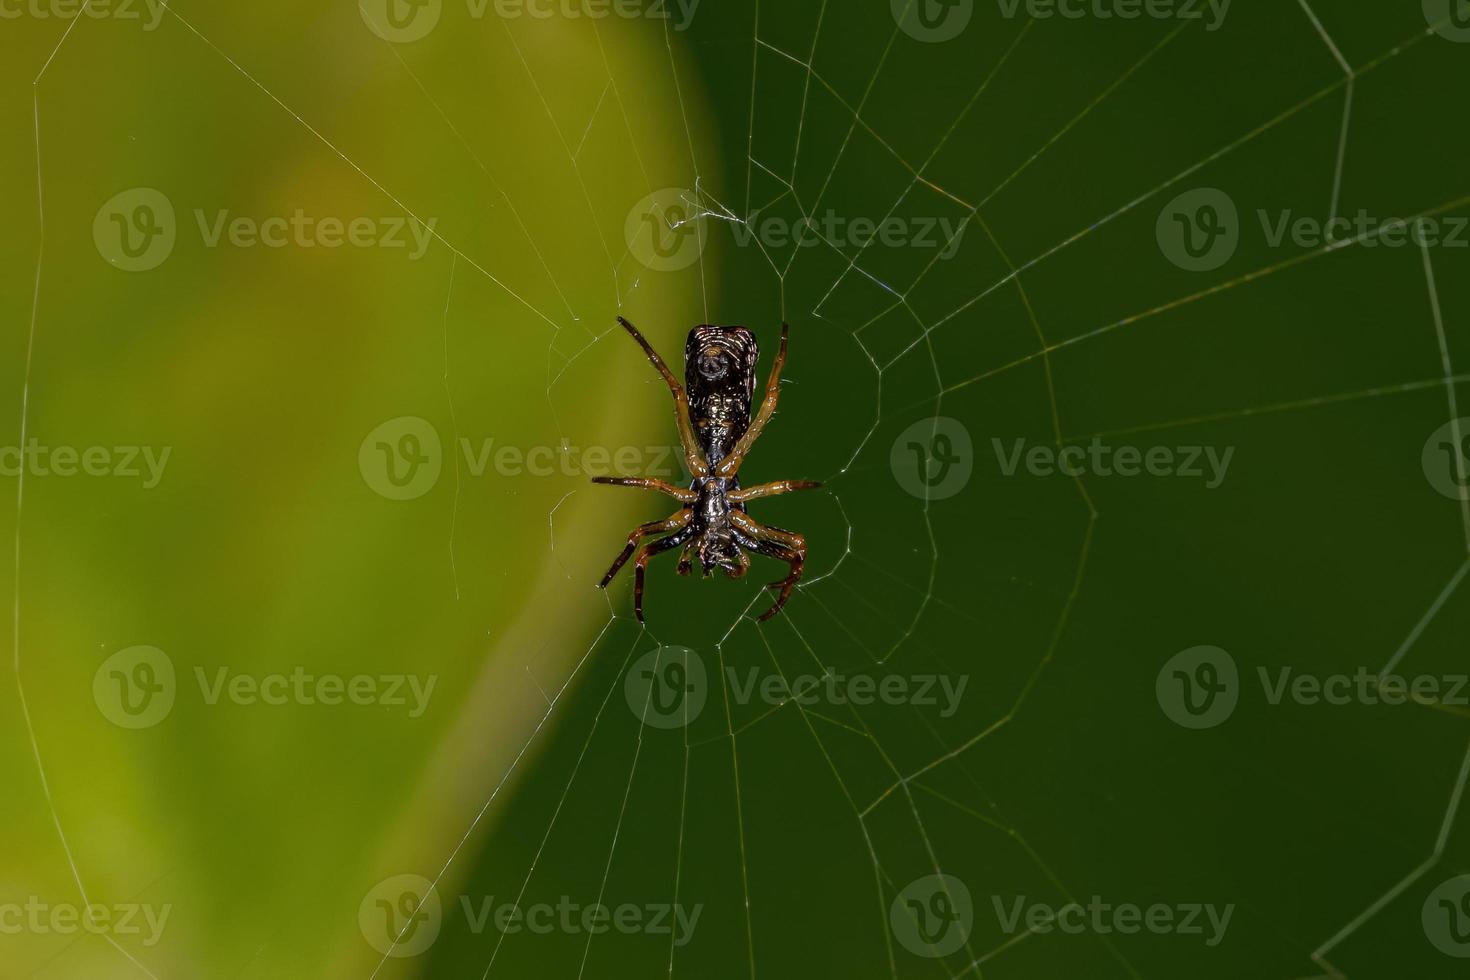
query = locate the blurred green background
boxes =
[3,1,1470,978]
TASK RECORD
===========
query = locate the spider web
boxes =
[389,4,1470,978]
[12,1,1470,978]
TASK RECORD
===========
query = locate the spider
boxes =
[593,317,820,624]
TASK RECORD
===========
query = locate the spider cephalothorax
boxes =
[593,317,820,623]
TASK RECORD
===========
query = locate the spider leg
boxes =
[633,526,695,623]
[592,476,697,503]
[598,510,692,590]
[727,480,821,504]
[729,511,805,621]
[676,541,695,576]
[616,317,709,478]
[715,322,788,479]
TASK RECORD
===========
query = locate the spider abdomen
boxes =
[685,325,759,467]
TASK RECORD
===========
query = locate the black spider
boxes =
[594,317,820,623]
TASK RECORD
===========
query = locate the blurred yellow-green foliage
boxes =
[1,4,710,976]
